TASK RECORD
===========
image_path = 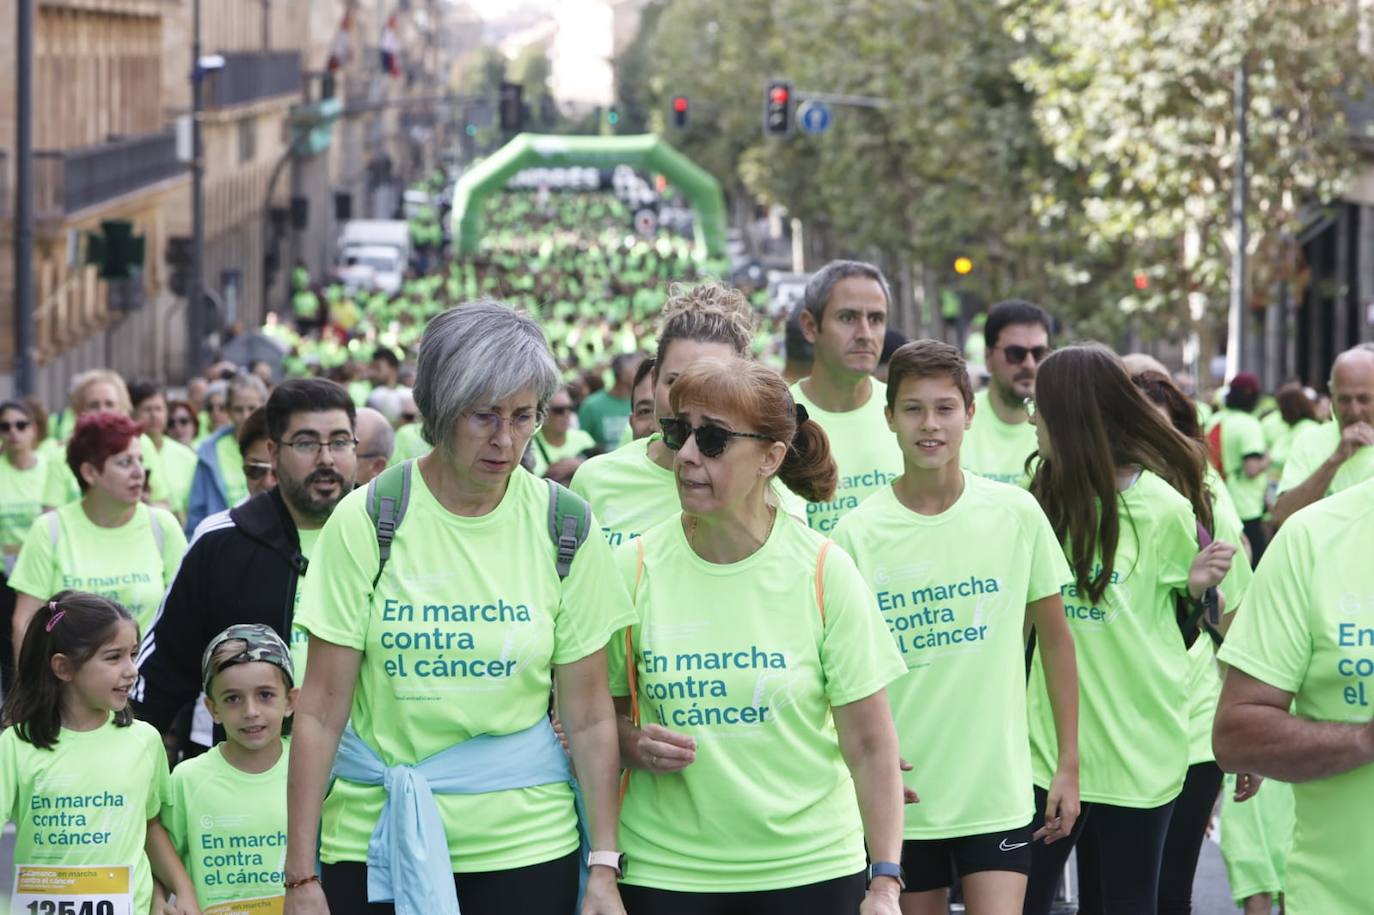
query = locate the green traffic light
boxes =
[607,109,621,125]
[465,124,477,136]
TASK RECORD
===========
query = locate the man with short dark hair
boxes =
[1207,372,1271,560]
[134,378,357,755]
[365,347,408,425]
[960,299,1053,487]
[579,352,643,450]
[791,259,904,533]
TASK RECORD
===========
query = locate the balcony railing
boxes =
[204,51,302,109]
[30,131,184,218]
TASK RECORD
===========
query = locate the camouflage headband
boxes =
[202,623,295,693]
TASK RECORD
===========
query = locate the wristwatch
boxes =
[867,861,905,890]
[587,850,625,877]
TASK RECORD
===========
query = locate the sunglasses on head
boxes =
[0,420,31,433]
[243,461,273,482]
[659,417,773,458]
[997,344,1050,365]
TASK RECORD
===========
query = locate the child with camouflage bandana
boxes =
[161,625,298,913]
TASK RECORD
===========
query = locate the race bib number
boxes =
[204,897,285,915]
[12,865,131,915]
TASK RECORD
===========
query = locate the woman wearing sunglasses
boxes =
[166,399,200,448]
[131,380,199,522]
[571,283,804,549]
[529,385,597,485]
[0,399,48,688]
[610,357,907,915]
[1020,345,1238,915]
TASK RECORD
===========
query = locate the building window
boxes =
[238,117,257,164]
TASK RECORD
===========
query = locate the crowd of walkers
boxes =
[0,252,1372,915]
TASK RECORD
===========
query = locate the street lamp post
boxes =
[13,0,35,396]
[187,0,205,380]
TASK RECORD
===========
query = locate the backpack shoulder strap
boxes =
[367,460,413,590]
[547,478,591,580]
[46,510,61,549]
[619,537,647,808]
[815,539,834,626]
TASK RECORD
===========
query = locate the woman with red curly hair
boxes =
[9,412,187,662]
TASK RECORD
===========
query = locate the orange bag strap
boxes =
[816,539,833,625]
[619,538,646,805]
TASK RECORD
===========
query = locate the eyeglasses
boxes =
[547,405,573,416]
[278,437,358,457]
[243,461,274,481]
[464,410,541,437]
[0,420,31,433]
[996,344,1051,365]
[659,417,773,458]
[170,416,196,427]
[1023,396,1037,418]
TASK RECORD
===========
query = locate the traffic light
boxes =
[498,82,524,132]
[165,236,192,296]
[86,220,145,280]
[953,256,974,276]
[763,79,793,137]
[671,95,689,129]
[607,105,621,127]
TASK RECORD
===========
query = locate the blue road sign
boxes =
[797,100,832,136]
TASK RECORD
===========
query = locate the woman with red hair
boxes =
[9,412,186,660]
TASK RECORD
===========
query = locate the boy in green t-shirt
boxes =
[164,625,297,914]
[833,340,1079,914]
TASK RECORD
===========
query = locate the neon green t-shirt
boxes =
[295,466,635,873]
[9,502,187,635]
[290,526,322,676]
[1185,469,1254,764]
[0,452,48,568]
[960,389,1039,488]
[42,433,171,507]
[577,390,632,450]
[1217,477,1374,915]
[157,438,199,518]
[529,428,596,478]
[1211,409,1269,521]
[789,379,903,534]
[832,473,1071,838]
[1027,470,1199,807]
[1266,416,1317,479]
[1275,419,1374,499]
[215,431,249,507]
[608,512,906,892]
[388,423,430,467]
[1219,774,1295,905]
[0,717,169,915]
[570,436,806,548]
[163,739,288,912]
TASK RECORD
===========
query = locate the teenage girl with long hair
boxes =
[1021,345,1237,915]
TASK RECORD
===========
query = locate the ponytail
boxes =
[778,411,837,503]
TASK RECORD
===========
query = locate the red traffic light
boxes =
[1134,273,1150,290]
[770,86,790,105]
[672,96,689,113]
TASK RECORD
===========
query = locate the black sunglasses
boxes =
[660,417,773,458]
[170,415,196,427]
[243,461,273,482]
[548,405,574,416]
[0,420,31,433]
[997,344,1051,365]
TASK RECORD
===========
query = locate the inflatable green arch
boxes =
[451,133,728,261]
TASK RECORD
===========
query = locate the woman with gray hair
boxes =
[286,301,634,915]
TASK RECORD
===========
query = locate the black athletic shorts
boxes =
[900,821,1035,892]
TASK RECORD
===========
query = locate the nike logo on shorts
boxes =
[999,839,1029,852]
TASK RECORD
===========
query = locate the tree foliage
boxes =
[619,0,1371,341]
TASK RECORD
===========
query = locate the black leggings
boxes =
[1022,786,1176,915]
[1076,763,1222,914]
[619,871,867,915]
[321,850,580,915]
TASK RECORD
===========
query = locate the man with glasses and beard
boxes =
[133,378,357,759]
[960,299,1054,488]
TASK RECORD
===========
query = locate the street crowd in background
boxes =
[0,178,1373,915]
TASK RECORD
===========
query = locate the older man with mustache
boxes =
[133,378,359,760]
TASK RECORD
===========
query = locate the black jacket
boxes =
[133,487,307,733]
